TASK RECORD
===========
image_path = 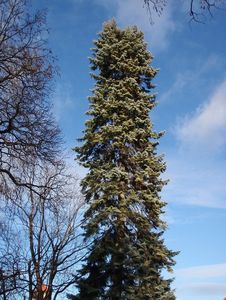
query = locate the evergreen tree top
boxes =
[90,19,157,86]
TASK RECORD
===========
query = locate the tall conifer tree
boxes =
[72,20,177,300]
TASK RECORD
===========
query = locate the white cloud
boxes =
[176,263,226,279]
[164,155,226,209]
[64,150,88,180]
[179,283,226,297]
[96,0,177,51]
[175,264,226,298]
[160,54,222,103]
[52,82,75,120]
[164,79,226,210]
[177,79,226,151]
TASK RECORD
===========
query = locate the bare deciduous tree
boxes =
[0,160,85,300]
[0,1,85,299]
[0,0,61,195]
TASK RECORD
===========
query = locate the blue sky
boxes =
[33,1,226,299]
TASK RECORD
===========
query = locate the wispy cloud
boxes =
[179,283,226,297]
[177,263,226,279]
[96,0,177,51]
[176,263,226,298]
[164,155,226,209]
[52,82,75,120]
[176,79,226,151]
[160,54,222,103]
[164,71,226,210]
[63,150,87,180]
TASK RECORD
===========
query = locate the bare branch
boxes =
[143,0,226,23]
[0,160,85,299]
[0,0,62,198]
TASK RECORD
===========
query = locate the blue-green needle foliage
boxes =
[72,20,177,300]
